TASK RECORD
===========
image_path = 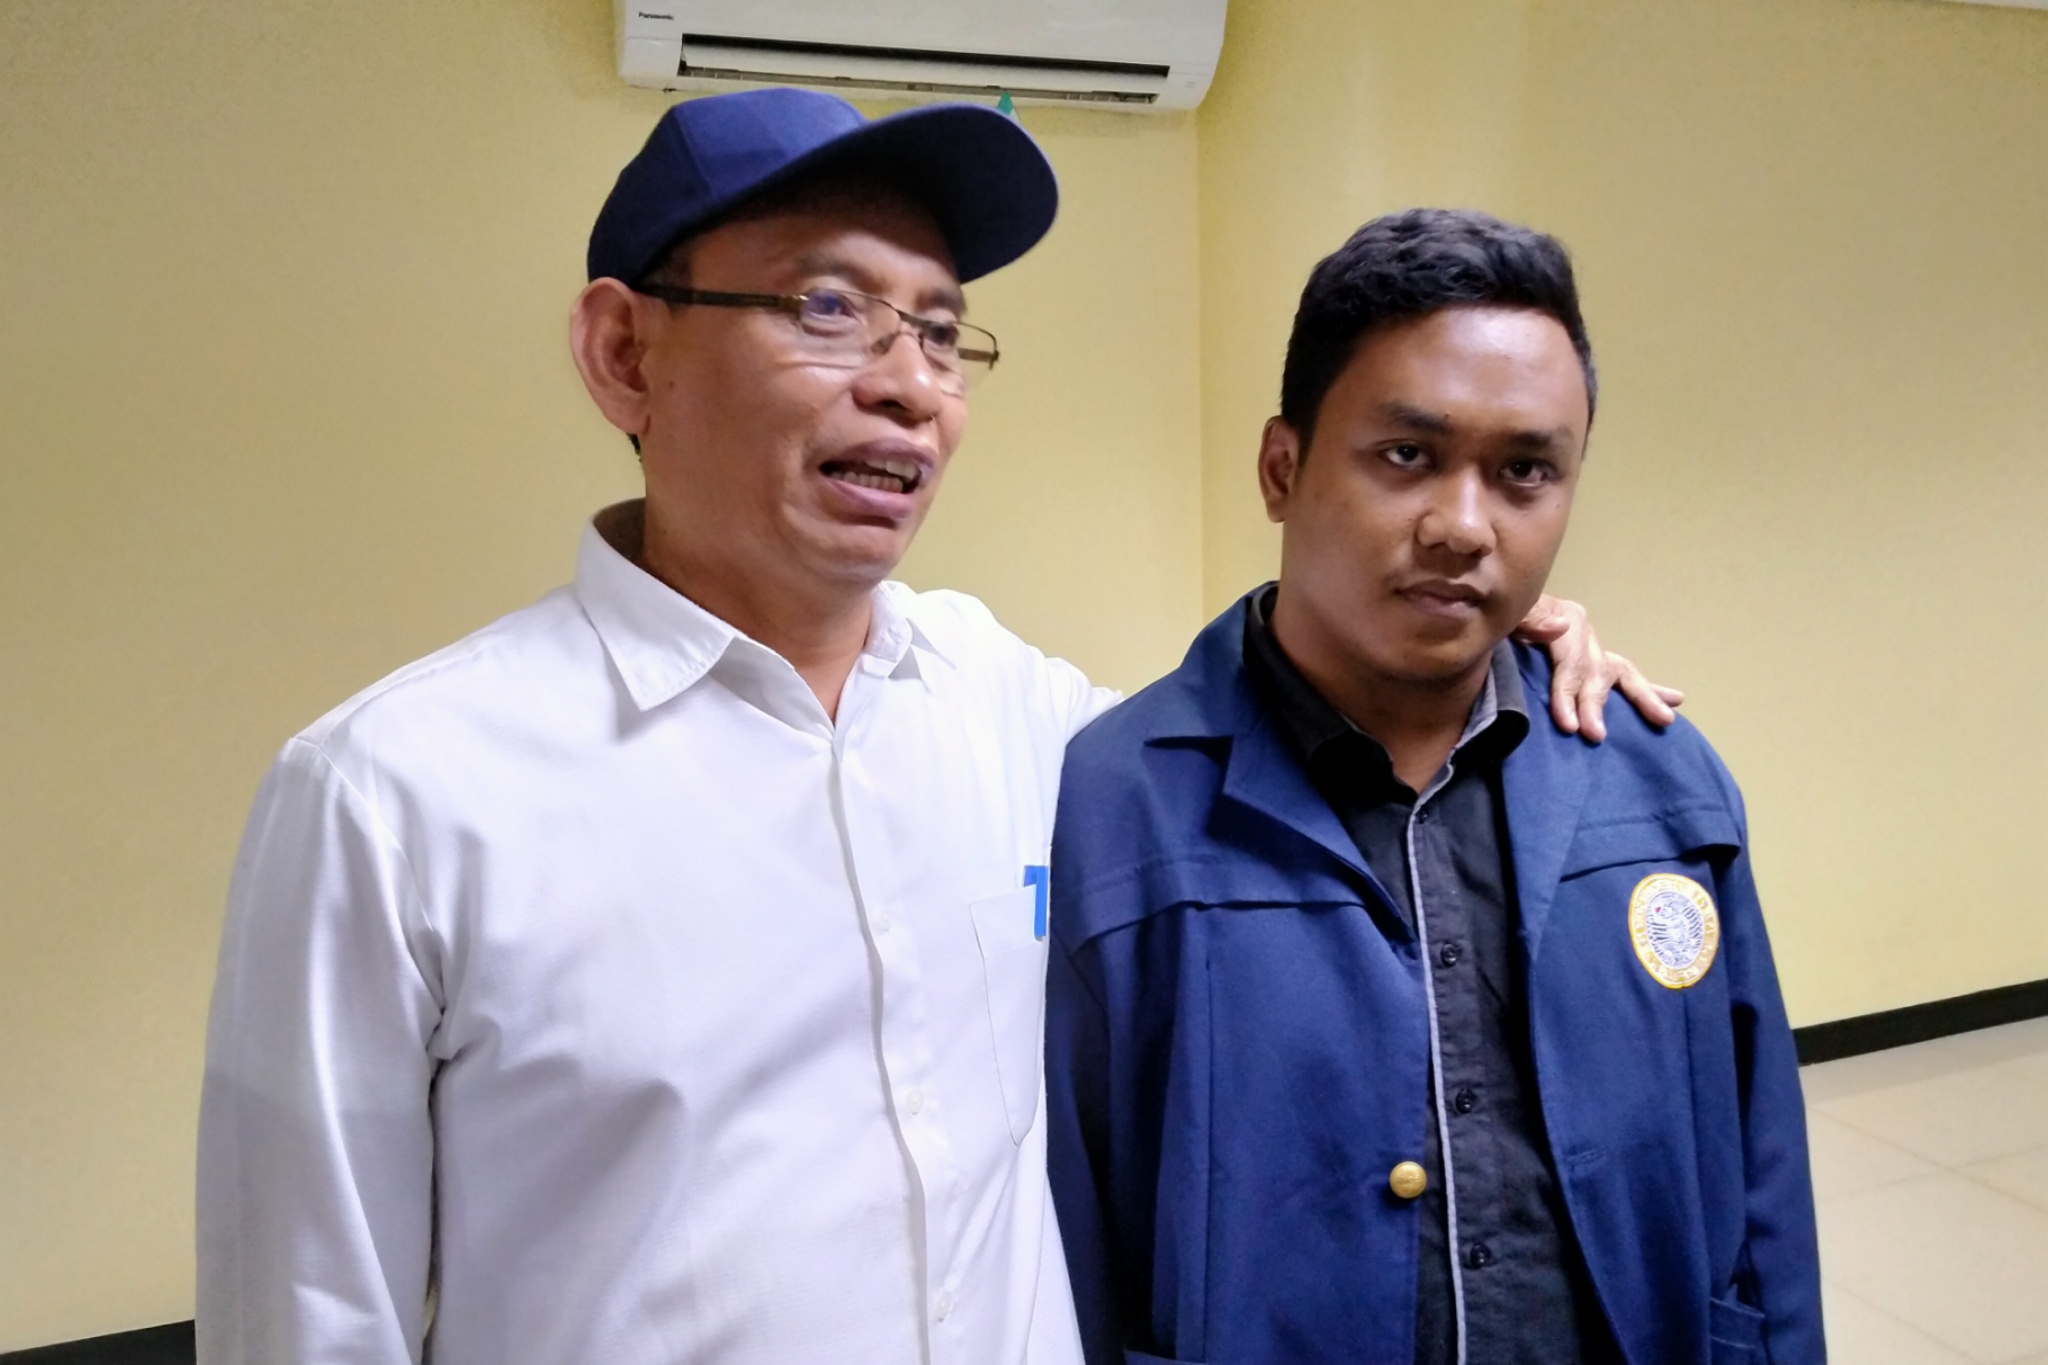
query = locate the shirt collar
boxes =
[574,501,932,713]
[1460,645,1531,765]
[1242,581,1529,781]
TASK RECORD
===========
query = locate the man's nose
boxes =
[853,329,947,423]
[1417,468,1494,557]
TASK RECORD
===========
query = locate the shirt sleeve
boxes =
[197,738,441,1365]
[1039,653,1121,742]
[897,585,1120,742]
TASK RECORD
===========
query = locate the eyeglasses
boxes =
[636,284,1000,394]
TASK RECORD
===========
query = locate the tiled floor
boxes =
[1805,1017,2048,1363]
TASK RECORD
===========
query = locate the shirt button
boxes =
[1438,942,1463,968]
[1465,1242,1495,1270]
[873,912,893,934]
[905,1089,925,1115]
[934,1290,953,1321]
[1453,1087,1478,1115]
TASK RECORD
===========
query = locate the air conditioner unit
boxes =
[616,0,1229,112]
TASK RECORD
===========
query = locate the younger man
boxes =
[1045,210,1822,1365]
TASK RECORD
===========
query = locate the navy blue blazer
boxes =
[1045,597,1822,1365]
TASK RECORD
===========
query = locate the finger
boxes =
[1513,596,1568,642]
[1549,656,1586,734]
[1576,669,1613,743]
[1538,599,1594,731]
[1559,614,1606,738]
[1615,663,1684,726]
[1615,669,1678,728]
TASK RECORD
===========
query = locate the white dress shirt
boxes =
[197,504,1117,1365]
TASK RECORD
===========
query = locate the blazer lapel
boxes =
[1149,593,1402,925]
[1502,721,1592,969]
[1217,707,1411,926]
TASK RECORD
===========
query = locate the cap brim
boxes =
[686,101,1058,286]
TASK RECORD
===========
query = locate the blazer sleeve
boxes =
[196,739,441,1365]
[1719,785,1827,1364]
[1045,921,1129,1365]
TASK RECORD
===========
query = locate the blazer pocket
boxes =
[970,886,1047,1143]
[1707,1292,1766,1364]
[1126,1353,1204,1365]
[1560,805,1741,879]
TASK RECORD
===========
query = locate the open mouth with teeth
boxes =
[822,457,924,496]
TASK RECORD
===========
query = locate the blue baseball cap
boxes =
[587,87,1059,286]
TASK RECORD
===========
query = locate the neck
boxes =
[616,501,875,719]
[1268,586,1495,793]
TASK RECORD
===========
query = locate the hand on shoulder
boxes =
[1514,595,1684,742]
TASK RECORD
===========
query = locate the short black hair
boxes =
[1278,208,1597,451]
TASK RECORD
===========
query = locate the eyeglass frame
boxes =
[633,284,1000,386]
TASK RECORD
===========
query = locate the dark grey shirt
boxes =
[1242,585,1616,1365]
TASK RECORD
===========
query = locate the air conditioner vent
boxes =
[618,0,1228,113]
[678,66,1160,105]
[683,34,1172,81]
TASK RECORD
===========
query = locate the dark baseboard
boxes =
[6,983,2042,1362]
[0,1323,192,1365]
[1795,977,2048,1065]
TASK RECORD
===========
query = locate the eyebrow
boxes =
[1380,400,1575,451]
[1500,426,1577,452]
[793,252,967,317]
[1380,401,1454,435]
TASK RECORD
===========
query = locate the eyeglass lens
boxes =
[790,291,996,390]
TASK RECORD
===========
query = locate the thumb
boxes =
[1514,603,1568,642]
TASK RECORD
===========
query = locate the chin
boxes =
[1373,634,1501,687]
[812,529,914,585]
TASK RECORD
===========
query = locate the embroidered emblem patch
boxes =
[1628,873,1720,989]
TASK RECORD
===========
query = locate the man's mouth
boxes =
[822,456,924,496]
[1398,580,1488,615]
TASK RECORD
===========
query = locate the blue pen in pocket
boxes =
[1024,864,1049,941]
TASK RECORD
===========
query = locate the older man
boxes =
[198,92,1674,1365]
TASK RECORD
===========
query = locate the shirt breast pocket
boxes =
[969,885,1047,1143]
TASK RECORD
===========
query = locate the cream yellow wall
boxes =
[1196,0,2048,1027]
[0,1,1201,1348]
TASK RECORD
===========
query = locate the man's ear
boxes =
[1256,417,1304,525]
[570,279,657,442]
